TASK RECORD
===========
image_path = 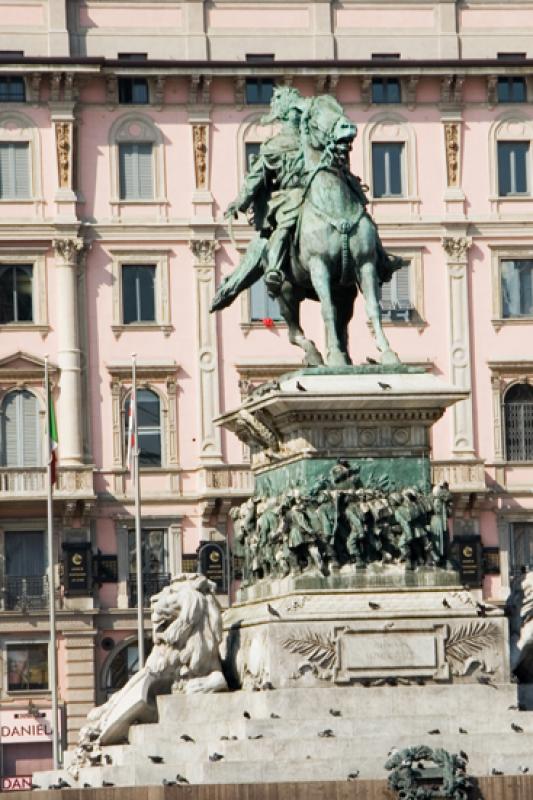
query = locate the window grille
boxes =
[504,383,533,461]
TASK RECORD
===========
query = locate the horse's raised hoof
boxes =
[380,349,401,366]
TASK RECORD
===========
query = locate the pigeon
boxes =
[102,781,115,787]
[243,711,251,719]
[519,766,530,774]
[30,785,41,791]
[508,703,526,711]
[209,752,224,762]
[459,750,469,762]
[220,735,229,740]
[180,734,195,742]
[270,712,281,719]
[428,729,440,735]
[378,381,392,390]
[512,723,524,733]
[347,771,360,781]
[491,768,503,776]
[57,779,71,789]
[149,755,164,763]
[476,602,487,617]
[83,784,92,789]
[162,779,177,786]
[318,729,335,738]
[442,598,451,608]
[267,603,281,618]
[415,677,425,686]
[366,357,378,365]
[329,708,342,717]
[262,682,274,690]
[104,754,113,765]
[477,675,496,687]
[248,734,263,740]
[230,735,238,740]
[368,601,380,610]
[176,775,189,784]
[296,381,307,392]
[459,727,468,734]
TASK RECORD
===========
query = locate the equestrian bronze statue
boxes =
[210,86,405,367]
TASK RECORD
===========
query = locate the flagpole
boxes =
[132,354,145,668]
[45,356,60,770]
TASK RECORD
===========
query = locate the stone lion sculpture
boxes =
[69,574,227,775]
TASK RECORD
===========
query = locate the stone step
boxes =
[155,684,518,723]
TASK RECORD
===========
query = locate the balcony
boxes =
[128,572,171,607]
[3,575,49,611]
[0,466,94,501]
[431,460,486,493]
[202,466,253,496]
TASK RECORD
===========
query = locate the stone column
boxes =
[62,630,97,748]
[53,238,85,466]
[190,240,222,463]
[442,235,475,458]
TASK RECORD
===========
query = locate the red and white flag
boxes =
[126,387,136,472]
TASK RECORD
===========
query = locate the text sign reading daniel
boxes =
[0,708,57,742]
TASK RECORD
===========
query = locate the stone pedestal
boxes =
[218,366,510,688]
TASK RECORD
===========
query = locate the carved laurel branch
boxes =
[445,621,500,676]
[281,629,337,669]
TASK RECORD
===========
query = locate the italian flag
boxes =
[49,388,58,485]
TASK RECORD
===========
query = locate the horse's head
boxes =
[301,95,357,164]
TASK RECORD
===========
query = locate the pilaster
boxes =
[442,235,475,459]
[53,237,86,467]
[188,103,214,224]
[190,239,222,463]
[441,109,466,220]
[50,102,77,221]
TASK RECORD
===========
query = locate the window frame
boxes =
[245,78,275,106]
[363,113,419,210]
[0,262,34,324]
[110,249,171,337]
[490,247,533,329]
[123,386,163,468]
[0,387,42,468]
[118,77,150,105]
[5,641,50,694]
[371,77,402,105]
[371,141,405,198]
[489,113,533,209]
[108,113,166,214]
[0,76,26,103]
[497,76,527,104]
[497,140,530,197]
[375,247,425,328]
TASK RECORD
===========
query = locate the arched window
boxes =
[109,114,165,204]
[504,383,533,461]
[1,389,40,466]
[103,637,152,699]
[0,111,42,204]
[124,388,162,467]
[490,113,533,200]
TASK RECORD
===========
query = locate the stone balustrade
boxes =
[0,466,94,500]
[203,466,253,494]
[431,460,486,493]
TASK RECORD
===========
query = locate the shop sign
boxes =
[62,542,93,596]
[199,543,226,591]
[0,709,57,743]
[1,776,32,792]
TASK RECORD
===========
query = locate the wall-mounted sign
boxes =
[62,542,92,596]
[452,534,482,588]
[198,543,226,591]
[482,547,501,575]
[1,776,32,792]
[0,708,59,743]
[93,554,118,583]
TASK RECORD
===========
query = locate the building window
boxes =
[0,76,25,102]
[372,142,404,197]
[118,142,153,200]
[245,142,261,171]
[128,528,169,606]
[497,141,529,196]
[124,388,161,467]
[122,265,156,324]
[501,259,533,318]
[0,142,30,199]
[7,643,48,691]
[0,264,32,323]
[104,638,152,698]
[371,78,401,104]
[118,53,147,61]
[504,383,533,461]
[5,531,47,611]
[0,389,40,467]
[246,54,275,63]
[118,77,149,105]
[511,522,533,576]
[497,77,527,104]
[250,278,283,322]
[245,78,275,105]
[380,261,412,321]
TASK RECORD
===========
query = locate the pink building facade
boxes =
[1,0,533,782]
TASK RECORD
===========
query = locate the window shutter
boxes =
[137,144,154,199]
[395,263,410,307]
[250,278,282,321]
[13,143,30,198]
[3,392,20,466]
[119,143,134,199]
[21,390,39,467]
[0,143,14,198]
[380,279,392,309]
